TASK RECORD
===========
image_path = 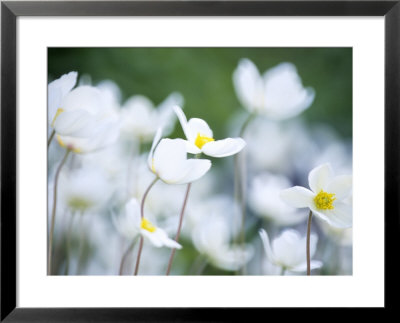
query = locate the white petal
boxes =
[280,186,314,208]
[61,86,104,115]
[153,138,187,182]
[170,159,211,185]
[201,138,246,157]
[272,230,303,267]
[327,175,352,200]
[259,229,276,264]
[185,141,202,155]
[311,202,352,229]
[233,58,263,112]
[186,118,213,142]
[148,128,163,170]
[173,105,191,140]
[308,163,333,193]
[53,109,97,137]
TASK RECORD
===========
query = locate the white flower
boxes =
[280,163,352,228]
[173,106,246,157]
[259,229,322,273]
[113,198,181,249]
[249,173,307,226]
[148,128,211,184]
[233,59,315,119]
[192,216,253,271]
[52,85,120,153]
[48,71,78,128]
[120,93,183,142]
[58,166,112,213]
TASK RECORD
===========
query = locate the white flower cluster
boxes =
[47,57,352,276]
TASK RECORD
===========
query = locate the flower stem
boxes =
[48,149,71,275]
[306,210,313,276]
[119,239,136,275]
[133,177,158,275]
[166,183,192,275]
[48,129,55,148]
[234,114,254,275]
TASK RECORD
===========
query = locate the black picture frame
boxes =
[1,1,399,321]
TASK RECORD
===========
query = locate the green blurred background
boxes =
[48,47,352,139]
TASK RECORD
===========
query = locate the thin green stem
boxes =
[306,210,313,276]
[166,183,192,275]
[133,177,159,275]
[48,129,55,148]
[48,149,71,275]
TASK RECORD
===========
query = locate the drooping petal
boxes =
[259,229,276,264]
[327,175,352,200]
[153,138,188,182]
[308,163,334,193]
[169,158,211,185]
[201,138,246,157]
[186,118,213,142]
[280,186,314,208]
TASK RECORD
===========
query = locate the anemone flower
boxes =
[280,163,352,228]
[233,59,315,120]
[259,229,322,274]
[173,106,246,157]
[148,128,212,185]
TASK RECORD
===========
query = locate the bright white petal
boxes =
[185,141,202,155]
[280,186,314,208]
[170,159,211,185]
[327,175,352,200]
[153,138,187,182]
[186,118,213,142]
[311,202,352,229]
[272,230,303,267]
[308,163,333,193]
[201,138,246,158]
[61,86,104,115]
[259,229,276,264]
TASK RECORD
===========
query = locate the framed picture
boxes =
[1,0,398,320]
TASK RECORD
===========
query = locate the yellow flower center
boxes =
[141,218,157,233]
[151,158,156,173]
[314,190,336,210]
[51,108,64,127]
[194,133,214,149]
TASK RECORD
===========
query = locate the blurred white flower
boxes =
[280,163,352,228]
[113,198,181,249]
[52,85,120,153]
[259,229,322,273]
[233,59,314,119]
[174,106,246,157]
[48,71,78,128]
[59,166,112,213]
[192,216,253,271]
[148,128,211,184]
[317,217,353,247]
[120,93,183,142]
[249,173,307,226]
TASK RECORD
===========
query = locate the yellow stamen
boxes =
[141,218,157,233]
[314,190,336,210]
[51,108,64,127]
[195,133,214,149]
[151,158,156,173]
